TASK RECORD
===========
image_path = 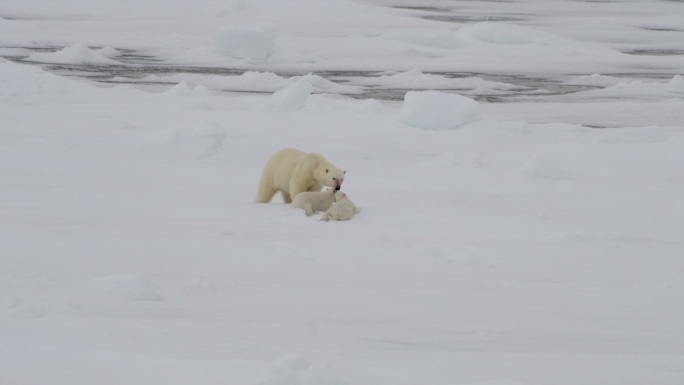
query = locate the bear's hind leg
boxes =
[255,187,277,203]
[255,171,277,203]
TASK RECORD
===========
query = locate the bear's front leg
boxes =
[304,202,315,216]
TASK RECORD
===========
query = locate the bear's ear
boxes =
[343,170,346,174]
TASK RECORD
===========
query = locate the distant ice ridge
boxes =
[140,71,363,95]
[24,43,121,65]
[164,81,213,98]
[401,90,481,130]
[352,68,519,90]
[563,74,684,100]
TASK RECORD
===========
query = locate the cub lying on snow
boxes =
[292,189,339,216]
[320,192,360,222]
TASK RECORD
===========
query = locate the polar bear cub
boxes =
[320,192,360,222]
[292,189,337,216]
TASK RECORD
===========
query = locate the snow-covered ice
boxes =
[668,75,684,93]
[268,77,314,111]
[1,1,684,385]
[401,90,481,130]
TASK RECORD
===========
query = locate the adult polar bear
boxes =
[254,148,346,203]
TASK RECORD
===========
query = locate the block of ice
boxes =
[400,91,480,130]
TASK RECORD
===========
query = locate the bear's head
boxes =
[317,164,346,191]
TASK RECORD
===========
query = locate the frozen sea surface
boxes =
[1,1,683,385]
[2,0,684,127]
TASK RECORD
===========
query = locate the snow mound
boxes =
[25,43,121,65]
[255,356,352,385]
[211,26,276,62]
[143,71,362,95]
[667,75,684,92]
[0,59,90,96]
[86,274,163,301]
[235,71,288,89]
[95,46,120,58]
[380,28,458,49]
[299,73,362,94]
[456,22,565,45]
[401,91,481,130]
[164,81,212,97]
[269,78,313,112]
[565,78,684,100]
[566,73,625,87]
[359,68,518,90]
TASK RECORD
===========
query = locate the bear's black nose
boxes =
[335,185,341,191]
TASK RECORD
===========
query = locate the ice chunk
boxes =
[667,75,684,93]
[400,91,480,130]
[270,78,313,112]
[211,26,276,61]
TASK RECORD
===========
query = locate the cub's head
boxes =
[334,191,347,202]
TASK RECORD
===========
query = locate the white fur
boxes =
[320,192,360,221]
[292,189,337,216]
[254,148,346,203]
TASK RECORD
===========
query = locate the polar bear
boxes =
[320,192,360,222]
[292,189,337,216]
[254,148,346,203]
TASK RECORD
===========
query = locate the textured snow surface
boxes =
[1,1,684,385]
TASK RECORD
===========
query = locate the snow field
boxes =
[2,0,684,384]
[2,56,684,384]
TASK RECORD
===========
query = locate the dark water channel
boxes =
[5,44,680,105]
[5,45,609,103]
